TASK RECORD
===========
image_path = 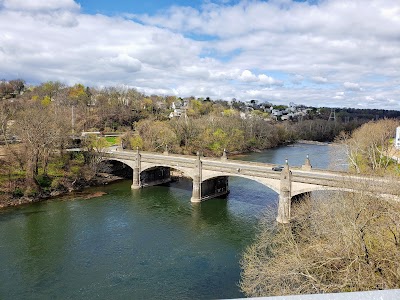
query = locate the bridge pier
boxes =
[131,147,141,190]
[131,167,141,189]
[191,152,202,203]
[277,160,292,224]
[191,175,202,203]
[191,176,230,203]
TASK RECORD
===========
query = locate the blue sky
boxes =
[77,0,315,15]
[78,0,203,15]
[0,0,399,109]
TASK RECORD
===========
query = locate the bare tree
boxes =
[80,134,111,180]
[15,102,70,187]
[0,100,17,148]
[336,119,399,174]
[240,187,400,297]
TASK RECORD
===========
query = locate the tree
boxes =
[0,80,14,98]
[69,83,89,104]
[9,79,25,96]
[129,135,144,149]
[81,134,110,180]
[15,102,70,188]
[240,188,400,297]
[40,81,65,101]
[336,119,399,174]
[136,119,178,152]
[0,100,17,148]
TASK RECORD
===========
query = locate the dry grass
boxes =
[240,186,400,297]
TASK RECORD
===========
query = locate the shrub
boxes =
[35,175,52,188]
[240,189,400,297]
[12,188,24,198]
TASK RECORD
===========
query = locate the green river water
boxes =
[0,143,344,299]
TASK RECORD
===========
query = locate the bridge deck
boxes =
[101,149,399,197]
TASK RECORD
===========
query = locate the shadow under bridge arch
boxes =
[98,158,135,178]
[199,173,281,205]
[139,163,195,188]
[201,173,281,194]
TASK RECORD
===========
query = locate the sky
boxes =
[0,0,400,109]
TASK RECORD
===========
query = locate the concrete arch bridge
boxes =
[101,149,400,223]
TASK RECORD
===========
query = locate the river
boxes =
[0,143,344,299]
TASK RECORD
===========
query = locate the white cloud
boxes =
[107,54,142,73]
[291,74,304,85]
[311,76,328,84]
[237,70,282,86]
[239,70,258,82]
[1,0,80,12]
[344,82,362,91]
[258,74,282,86]
[333,91,345,99]
[0,0,399,110]
[365,96,375,101]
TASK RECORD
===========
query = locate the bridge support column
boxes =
[131,147,141,190]
[131,167,141,189]
[191,152,202,203]
[277,160,292,224]
[301,154,312,171]
[191,175,202,203]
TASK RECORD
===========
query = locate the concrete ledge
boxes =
[231,289,400,300]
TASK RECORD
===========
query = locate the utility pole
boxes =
[71,106,75,135]
[328,108,336,122]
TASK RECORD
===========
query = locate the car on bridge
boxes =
[272,166,284,171]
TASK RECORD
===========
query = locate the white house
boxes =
[396,127,400,149]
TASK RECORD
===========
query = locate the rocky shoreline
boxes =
[296,140,331,145]
[0,174,123,210]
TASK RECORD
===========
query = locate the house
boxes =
[271,109,283,117]
[396,127,400,149]
[169,101,187,118]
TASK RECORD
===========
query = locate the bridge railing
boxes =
[102,150,400,193]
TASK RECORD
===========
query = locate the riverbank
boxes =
[0,173,123,209]
[296,140,331,145]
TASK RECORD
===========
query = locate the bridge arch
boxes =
[201,173,281,194]
[100,157,135,170]
[291,182,349,198]
[140,163,194,181]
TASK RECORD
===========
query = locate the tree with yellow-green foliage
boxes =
[336,119,399,175]
[129,135,144,149]
[135,119,178,152]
